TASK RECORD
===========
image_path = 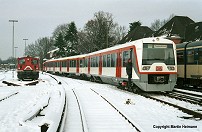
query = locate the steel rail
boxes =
[140,93,202,119]
[91,88,143,132]
[72,89,89,132]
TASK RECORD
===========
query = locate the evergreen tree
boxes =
[54,33,66,57]
[65,22,79,56]
[128,21,142,33]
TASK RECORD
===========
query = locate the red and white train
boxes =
[43,37,177,92]
[17,56,40,80]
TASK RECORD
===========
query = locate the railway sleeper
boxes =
[142,94,202,119]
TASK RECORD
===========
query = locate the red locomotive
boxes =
[17,56,40,80]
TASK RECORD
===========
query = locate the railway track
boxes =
[167,89,202,106]
[57,74,144,132]
[52,75,202,131]
[71,87,143,132]
[0,92,19,102]
[91,89,143,132]
[176,86,202,93]
[140,92,202,119]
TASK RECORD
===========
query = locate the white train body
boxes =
[44,37,177,92]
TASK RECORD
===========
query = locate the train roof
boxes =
[18,56,39,59]
[45,54,86,62]
[87,37,174,56]
[44,37,174,63]
[176,40,202,49]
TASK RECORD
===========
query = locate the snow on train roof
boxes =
[45,37,173,62]
[87,37,174,56]
[45,54,86,62]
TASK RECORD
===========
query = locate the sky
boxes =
[0,0,202,60]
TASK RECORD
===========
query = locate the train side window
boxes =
[107,54,111,67]
[91,57,96,67]
[177,51,184,64]
[63,61,67,67]
[111,53,116,67]
[187,50,195,64]
[70,60,75,67]
[122,51,130,67]
[70,60,72,67]
[95,56,98,67]
[91,57,93,67]
[58,62,60,67]
[62,61,64,67]
[65,61,67,67]
[84,58,88,67]
[103,55,107,67]
[70,60,73,67]
[80,59,83,67]
[198,48,202,64]
[74,60,76,67]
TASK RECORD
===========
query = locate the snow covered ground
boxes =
[58,76,202,132]
[0,71,65,132]
[1,70,202,132]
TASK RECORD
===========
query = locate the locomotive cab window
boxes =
[142,44,175,65]
[32,59,38,65]
[84,58,88,67]
[19,59,25,64]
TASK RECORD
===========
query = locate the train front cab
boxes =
[132,39,177,92]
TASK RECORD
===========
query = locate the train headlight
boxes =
[167,66,175,71]
[142,66,150,70]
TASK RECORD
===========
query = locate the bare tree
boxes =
[79,11,127,53]
[26,37,54,68]
[150,14,175,31]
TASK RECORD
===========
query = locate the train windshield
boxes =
[142,43,175,65]
[19,58,25,64]
[32,59,38,65]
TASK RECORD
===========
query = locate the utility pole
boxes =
[105,21,111,48]
[9,20,18,78]
[23,38,28,55]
